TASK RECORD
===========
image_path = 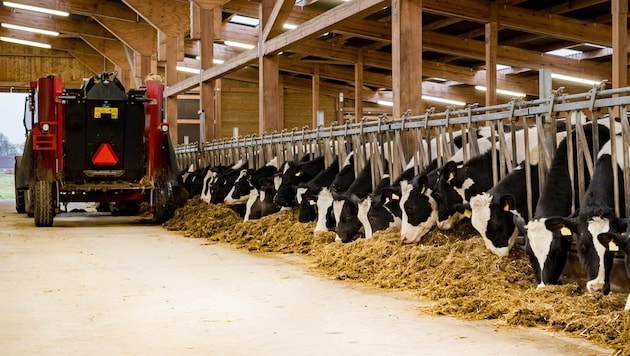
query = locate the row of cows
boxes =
[180,117,630,311]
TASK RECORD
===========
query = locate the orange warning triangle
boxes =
[91,143,119,166]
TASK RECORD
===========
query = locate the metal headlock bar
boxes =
[175,86,630,218]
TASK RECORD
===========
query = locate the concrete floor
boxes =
[0,200,612,355]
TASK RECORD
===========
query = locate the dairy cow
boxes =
[463,159,541,257]
[597,232,630,310]
[553,137,627,294]
[273,155,325,207]
[200,160,246,203]
[296,157,339,223]
[398,138,495,243]
[514,123,611,288]
[224,158,279,220]
[312,154,357,234]
[432,126,539,231]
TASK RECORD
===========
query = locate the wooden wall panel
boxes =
[221,90,259,138]
[0,45,94,89]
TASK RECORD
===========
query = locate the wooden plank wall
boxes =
[0,44,94,89]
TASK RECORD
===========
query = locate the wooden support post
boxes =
[200,7,217,141]
[355,49,364,120]
[312,64,320,128]
[392,0,422,118]
[259,0,282,134]
[485,4,498,108]
[612,0,628,119]
[165,35,178,144]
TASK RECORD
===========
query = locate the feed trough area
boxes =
[165,199,630,354]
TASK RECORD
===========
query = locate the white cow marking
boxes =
[586,217,610,292]
[314,188,333,234]
[357,197,373,239]
[525,218,554,288]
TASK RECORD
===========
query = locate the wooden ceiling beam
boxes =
[80,36,131,71]
[93,17,157,57]
[122,0,190,37]
[6,0,139,22]
[192,0,230,11]
[0,8,115,40]
[261,0,295,41]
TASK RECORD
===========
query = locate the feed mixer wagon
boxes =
[14,72,180,226]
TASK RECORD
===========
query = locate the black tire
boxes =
[14,157,25,213]
[152,182,174,223]
[34,180,54,227]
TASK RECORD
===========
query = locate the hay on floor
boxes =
[165,199,630,354]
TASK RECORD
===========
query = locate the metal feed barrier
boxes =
[174,85,630,220]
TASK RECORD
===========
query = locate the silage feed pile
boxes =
[165,199,630,354]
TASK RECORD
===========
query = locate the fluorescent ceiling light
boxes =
[224,40,255,50]
[194,56,224,65]
[496,64,511,71]
[377,100,393,107]
[3,1,69,16]
[475,85,526,97]
[422,95,466,106]
[1,23,59,36]
[176,66,201,74]
[230,15,259,27]
[283,23,297,30]
[551,73,602,86]
[0,36,50,48]
[546,48,582,57]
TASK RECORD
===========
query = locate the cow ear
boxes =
[417,175,429,194]
[455,202,472,219]
[545,216,576,238]
[597,232,624,252]
[443,161,458,183]
[350,194,361,205]
[499,194,516,212]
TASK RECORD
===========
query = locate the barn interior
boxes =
[0,0,626,143]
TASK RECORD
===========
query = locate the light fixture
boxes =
[283,23,297,30]
[194,56,224,65]
[176,66,201,74]
[475,85,526,97]
[229,15,259,27]
[422,95,466,106]
[0,36,50,49]
[377,100,393,107]
[551,73,602,86]
[1,23,59,36]
[3,1,69,16]
[224,40,255,50]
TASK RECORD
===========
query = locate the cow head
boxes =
[335,194,363,243]
[518,216,575,288]
[573,213,627,295]
[597,232,630,310]
[400,175,437,244]
[224,169,254,205]
[297,185,318,223]
[314,187,335,234]
[467,192,520,257]
[433,161,472,230]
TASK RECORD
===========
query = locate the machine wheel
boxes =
[14,157,25,213]
[34,180,54,227]
[25,188,34,217]
[152,182,175,223]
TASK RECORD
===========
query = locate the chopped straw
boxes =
[164,199,630,354]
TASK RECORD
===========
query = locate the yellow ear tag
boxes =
[420,186,426,194]
[609,240,620,252]
[385,197,390,204]
[295,171,302,177]
[560,227,572,236]
[392,193,400,200]
[503,203,510,212]
[448,172,455,183]
[464,209,472,218]
[308,200,316,206]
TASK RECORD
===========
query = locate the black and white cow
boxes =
[597,232,630,310]
[296,157,339,223]
[224,158,279,220]
[273,155,325,207]
[553,137,627,294]
[514,123,611,288]
[312,154,357,234]
[200,160,246,204]
[398,138,496,244]
[463,159,541,257]
[333,160,381,243]
[432,126,539,231]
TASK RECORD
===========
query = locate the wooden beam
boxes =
[165,35,179,143]
[192,0,230,10]
[355,50,363,119]
[9,0,138,21]
[392,0,422,118]
[122,0,190,37]
[93,17,157,57]
[259,0,282,134]
[312,64,320,128]
[485,4,497,107]
[261,0,295,41]
[0,7,115,40]
[200,7,218,141]
[80,36,131,72]
[613,0,628,89]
